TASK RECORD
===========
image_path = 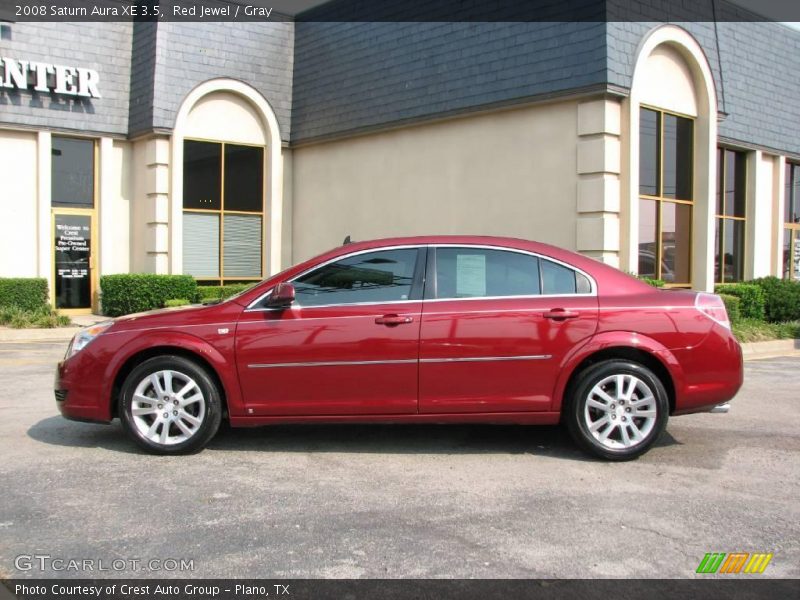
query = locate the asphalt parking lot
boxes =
[0,341,797,579]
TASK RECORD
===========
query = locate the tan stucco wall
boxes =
[291,101,580,262]
[0,129,39,277]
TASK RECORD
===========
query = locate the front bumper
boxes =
[55,348,113,424]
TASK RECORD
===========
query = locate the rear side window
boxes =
[434,248,541,299]
[293,248,418,306]
[541,259,592,295]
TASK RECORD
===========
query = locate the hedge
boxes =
[100,274,198,317]
[750,277,800,323]
[0,278,49,311]
[164,298,191,308]
[714,283,765,321]
[638,276,666,288]
[197,283,254,302]
[718,294,741,325]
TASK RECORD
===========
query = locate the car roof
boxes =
[329,235,596,270]
[234,234,653,308]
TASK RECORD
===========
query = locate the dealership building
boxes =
[0,1,798,313]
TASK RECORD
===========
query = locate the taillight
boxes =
[695,292,731,329]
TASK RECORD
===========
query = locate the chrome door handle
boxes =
[375,314,413,326]
[543,309,580,320]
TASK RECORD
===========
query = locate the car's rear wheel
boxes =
[119,355,222,454]
[565,359,669,461]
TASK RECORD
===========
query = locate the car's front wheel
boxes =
[119,355,222,454]
[565,359,669,461]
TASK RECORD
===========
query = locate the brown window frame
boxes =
[182,138,266,285]
[638,106,695,287]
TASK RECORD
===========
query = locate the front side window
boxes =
[182,140,264,284]
[785,162,800,281]
[293,248,419,307]
[715,148,747,283]
[638,107,694,286]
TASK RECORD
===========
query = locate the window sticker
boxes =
[456,254,486,297]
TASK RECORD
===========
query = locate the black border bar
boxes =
[1,0,800,23]
[3,579,800,600]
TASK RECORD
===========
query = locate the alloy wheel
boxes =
[583,373,657,450]
[130,369,206,446]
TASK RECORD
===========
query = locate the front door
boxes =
[235,247,426,416]
[50,136,97,314]
[53,210,96,312]
[419,246,598,413]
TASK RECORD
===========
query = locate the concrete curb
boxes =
[741,338,800,360]
[0,327,79,343]
[0,314,107,344]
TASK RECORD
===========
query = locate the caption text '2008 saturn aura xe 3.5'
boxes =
[55,236,743,460]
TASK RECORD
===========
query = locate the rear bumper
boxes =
[668,324,744,415]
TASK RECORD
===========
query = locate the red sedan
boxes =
[56,236,743,460]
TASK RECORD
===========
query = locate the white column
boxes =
[98,137,113,276]
[746,151,779,280]
[36,131,52,296]
[575,98,622,267]
[280,146,293,270]
[773,156,787,277]
[145,136,171,274]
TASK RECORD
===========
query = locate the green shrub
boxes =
[0,278,49,311]
[100,274,198,317]
[732,319,800,343]
[0,305,71,329]
[197,283,254,303]
[715,283,765,321]
[164,298,190,308]
[751,277,800,323]
[718,294,741,325]
[638,276,666,288]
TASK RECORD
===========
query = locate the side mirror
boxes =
[267,283,295,309]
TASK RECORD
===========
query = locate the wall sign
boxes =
[0,57,101,98]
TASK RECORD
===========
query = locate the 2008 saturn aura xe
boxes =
[56,236,743,460]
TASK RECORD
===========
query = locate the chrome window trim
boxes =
[247,354,553,369]
[429,243,597,297]
[245,244,423,311]
[245,242,598,311]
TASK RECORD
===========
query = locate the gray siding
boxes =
[149,21,294,142]
[291,21,608,143]
[608,20,800,156]
[0,21,132,136]
[0,9,796,157]
[128,22,158,137]
[715,22,800,155]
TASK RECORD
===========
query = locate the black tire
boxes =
[564,359,669,461]
[119,355,222,454]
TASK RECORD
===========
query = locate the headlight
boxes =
[66,321,114,359]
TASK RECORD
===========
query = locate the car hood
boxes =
[107,302,233,332]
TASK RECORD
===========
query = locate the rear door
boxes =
[418,246,598,413]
